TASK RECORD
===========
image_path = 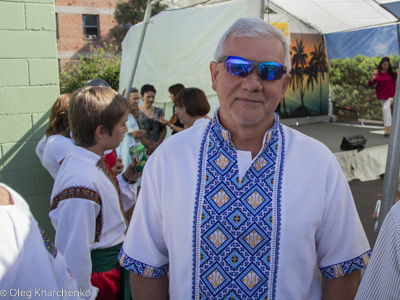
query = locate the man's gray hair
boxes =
[84,78,112,89]
[214,17,291,72]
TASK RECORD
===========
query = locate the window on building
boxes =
[56,13,58,40]
[82,15,99,39]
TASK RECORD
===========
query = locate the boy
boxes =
[49,86,140,300]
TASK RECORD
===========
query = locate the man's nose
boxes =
[241,68,262,91]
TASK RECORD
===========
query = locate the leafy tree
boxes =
[59,43,121,94]
[112,0,167,43]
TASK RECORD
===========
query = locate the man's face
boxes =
[210,37,291,129]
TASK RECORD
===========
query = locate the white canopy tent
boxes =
[119,0,263,121]
[163,0,397,33]
[119,0,400,234]
[119,0,399,116]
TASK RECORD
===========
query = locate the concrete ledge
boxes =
[280,115,331,127]
[55,6,115,15]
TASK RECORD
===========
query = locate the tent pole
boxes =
[261,0,265,20]
[377,60,400,235]
[123,0,162,96]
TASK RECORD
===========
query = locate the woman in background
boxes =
[119,88,146,192]
[165,83,185,134]
[41,94,74,179]
[137,84,166,154]
[368,57,397,136]
[173,87,211,129]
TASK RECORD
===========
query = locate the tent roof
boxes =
[162,0,398,34]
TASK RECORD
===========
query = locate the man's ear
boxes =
[94,125,106,141]
[210,61,219,92]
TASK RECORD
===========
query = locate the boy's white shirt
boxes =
[49,144,136,297]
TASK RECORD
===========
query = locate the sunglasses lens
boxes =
[259,62,284,80]
[224,57,252,77]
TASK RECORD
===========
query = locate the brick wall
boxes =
[0,0,59,238]
[55,0,119,69]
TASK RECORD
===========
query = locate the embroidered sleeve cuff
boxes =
[319,249,372,279]
[118,247,169,278]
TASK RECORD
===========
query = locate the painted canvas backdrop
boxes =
[279,33,329,118]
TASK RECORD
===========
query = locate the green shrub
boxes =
[59,43,121,94]
[329,54,399,121]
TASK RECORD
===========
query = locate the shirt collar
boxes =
[70,144,103,166]
[211,108,280,148]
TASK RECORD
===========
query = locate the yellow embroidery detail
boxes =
[215,153,230,170]
[209,229,227,248]
[231,255,240,264]
[207,269,225,288]
[265,254,271,264]
[253,156,268,171]
[266,131,273,144]
[118,253,125,265]
[246,191,264,209]
[232,214,241,224]
[212,189,230,207]
[143,266,155,278]
[362,253,370,266]
[242,270,261,289]
[221,130,229,142]
[333,264,344,277]
[245,230,263,248]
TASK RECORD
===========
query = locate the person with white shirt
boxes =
[157,87,211,131]
[0,183,85,300]
[50,86,140,300]
[38,94,74,179]
[119,18,370,300]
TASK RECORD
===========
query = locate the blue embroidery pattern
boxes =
[320,249,372,279]
[193,113,283,299]
[118,247,169,278]
[39,226,57,259]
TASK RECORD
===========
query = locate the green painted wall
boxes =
[0,0,59,239]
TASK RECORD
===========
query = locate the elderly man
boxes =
[119,18,370,299]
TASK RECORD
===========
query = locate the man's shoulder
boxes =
[388,201,400,228]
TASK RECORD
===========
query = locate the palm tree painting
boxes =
[282,33,330,118]
[289,39,312,117]
[309,42,328,114]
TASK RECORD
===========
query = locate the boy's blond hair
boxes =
[69,86,130,147]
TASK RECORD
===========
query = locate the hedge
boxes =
[329,54,399,120]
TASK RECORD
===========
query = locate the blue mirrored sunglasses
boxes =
[217,56,287,81]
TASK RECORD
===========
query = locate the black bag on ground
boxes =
[340,134,367,151]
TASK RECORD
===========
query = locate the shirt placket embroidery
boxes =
[196,116,281,299]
